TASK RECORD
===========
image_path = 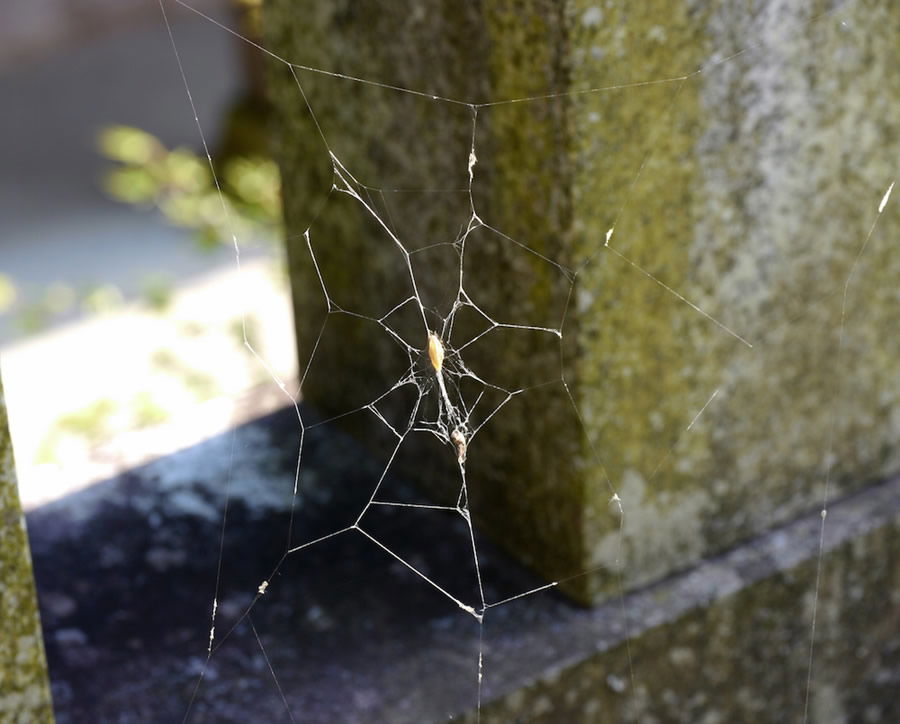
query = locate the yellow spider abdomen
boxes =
[428,332,444,373]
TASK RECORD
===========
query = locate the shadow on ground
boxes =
[27,405,566,723]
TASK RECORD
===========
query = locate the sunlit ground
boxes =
[1,4,296,509]
[2,256,296,509]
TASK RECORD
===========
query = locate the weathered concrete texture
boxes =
[467,474,900,723]
[265,0,900,603]
[29,400,900,722]
[567,0,900,603]
[28,406,559,723]
[0,372,54,722]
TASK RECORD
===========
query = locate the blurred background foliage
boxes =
[98,120,281,253]
[2,116,282,462]
[2,0,277,337]
[1,115,282,335]
[1,0,289,478]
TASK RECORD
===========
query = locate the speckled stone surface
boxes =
[0,372,54,722]
[26,404,900,722]
[28,406,557,723]
[465,474,900,723]
[264,1,900,604]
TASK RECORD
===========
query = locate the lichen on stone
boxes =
[0,372,55,722]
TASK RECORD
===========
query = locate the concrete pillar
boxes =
[264,1,900,604]
[0,370,55,720]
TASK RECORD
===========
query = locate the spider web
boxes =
[155,1,895,721]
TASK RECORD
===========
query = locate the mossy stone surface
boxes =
[1,372,54,722]
[264,1,900,604]
[466,481,900,723]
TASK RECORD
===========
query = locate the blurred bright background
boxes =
[0,0,296,508]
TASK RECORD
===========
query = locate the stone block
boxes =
[0,371,55,721]
[263,0,900,603]
[465,475,900,723]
